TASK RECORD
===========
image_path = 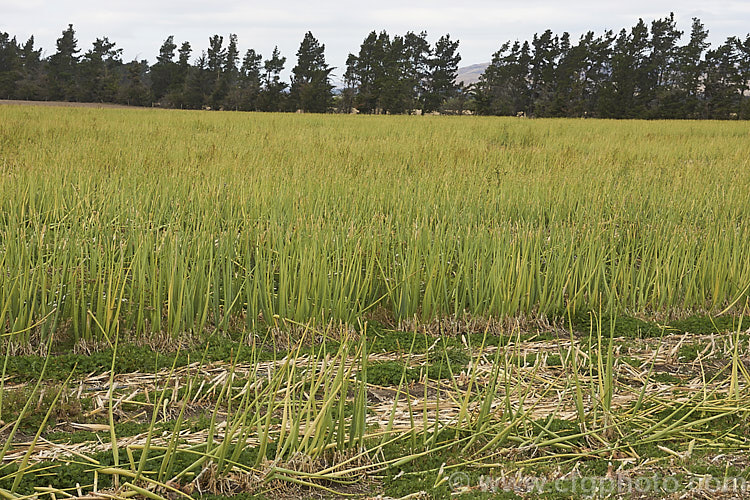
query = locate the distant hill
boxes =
[456,63,489,85]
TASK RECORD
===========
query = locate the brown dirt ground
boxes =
[0,99,144,109]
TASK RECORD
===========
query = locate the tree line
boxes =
[0,26,335,112]
[0,25,460,114]
[1,15,749,118]
[476,15,750,119]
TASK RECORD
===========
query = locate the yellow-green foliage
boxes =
[1,106,750,342]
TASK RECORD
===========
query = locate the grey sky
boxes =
[3,1,750,83]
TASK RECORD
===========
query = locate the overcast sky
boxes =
[3,1,750,83]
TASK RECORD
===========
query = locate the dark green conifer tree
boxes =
[422,34,460,112]
[290,32,333,113]
[47,24,80,100]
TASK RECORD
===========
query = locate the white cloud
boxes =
[1,0,749,72]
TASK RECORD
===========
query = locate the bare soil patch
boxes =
[0,99,143,109]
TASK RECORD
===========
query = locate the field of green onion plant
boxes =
[1,104,750,499]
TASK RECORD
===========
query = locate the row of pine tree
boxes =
[1,15,749,118]
[476,15,750,119]
[0,25,459,114]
